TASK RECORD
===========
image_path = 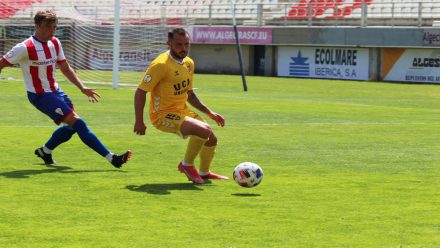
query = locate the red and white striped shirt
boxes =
[2,36,66,94]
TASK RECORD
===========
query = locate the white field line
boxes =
[2,79,440,113]
[82,81,138,87]
[1,122,440,129]
[240,122,440,126]
[1,78,138,87]
[220,95,440,113]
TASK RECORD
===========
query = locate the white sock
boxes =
[182,160,191,166]
[42,145,52,154]
[199,171,209,176]
[105,153,114,162]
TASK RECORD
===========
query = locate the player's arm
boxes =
[1,44,25,74]
[58,60,100,103]
[134,88,148,135]
[187,89,225,127]
[0,58,11,74]
[134,62,165,135]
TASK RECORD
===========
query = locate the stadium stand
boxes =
[1,0,440,26]
[0,0,42,19]
[285,0,440,20]
[285,0,361,19]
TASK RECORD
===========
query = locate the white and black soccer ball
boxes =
[233,162,263,188]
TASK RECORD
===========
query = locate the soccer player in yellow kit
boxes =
[133,28,228,184]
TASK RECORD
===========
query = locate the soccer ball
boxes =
[233,162,263,188]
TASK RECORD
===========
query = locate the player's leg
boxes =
[151,113,208,183]
[63,113,131,168]
[45,125,76,151]
[198,132,228,180]
[184,114,228,180]
[152,112,225,183]
[199,131,217,172]
[29,89,131,167]
[28,90,76,165]
[180,117,211,165]
[34,125,76,165]
[180,116,228,181]
[176,117,210,184]
[63,112,109,157]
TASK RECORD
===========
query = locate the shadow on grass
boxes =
[126,183,205,195]
[0,165,125,179]
[231,193,261,197]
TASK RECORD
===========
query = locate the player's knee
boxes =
[195,125,212,140]
[71,118,92,135]
[63,112,80,126]
[201,125,213,139]
[207,132,218,146]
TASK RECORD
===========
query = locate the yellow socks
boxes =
[183,135,208,165]
[199,145,216,173]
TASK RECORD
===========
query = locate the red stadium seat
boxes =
[288,7,307,18]
[326,0,372,19]
[286,0,372,19]
[0,0,41,19]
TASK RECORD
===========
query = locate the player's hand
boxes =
[134,121,147,135]
[81,87,101,103]
[207,111,225,127]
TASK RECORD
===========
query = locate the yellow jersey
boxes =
[138,51,194,118]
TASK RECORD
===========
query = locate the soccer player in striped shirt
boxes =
[0,10,131,167]
[134,28,228,184]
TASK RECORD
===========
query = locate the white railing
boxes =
[1,0,440,27]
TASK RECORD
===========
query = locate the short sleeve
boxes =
[2,43,27,65]
[138,62,167,92]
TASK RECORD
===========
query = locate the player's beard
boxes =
[170,49,187,60]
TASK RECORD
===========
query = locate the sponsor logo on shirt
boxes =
[173,78,190,95]
[31,59,57,65]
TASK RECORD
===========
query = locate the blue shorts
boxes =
[27,88,75,125]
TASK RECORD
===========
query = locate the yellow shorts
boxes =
[151,111,207,137]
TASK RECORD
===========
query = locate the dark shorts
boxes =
[27,88,75,125]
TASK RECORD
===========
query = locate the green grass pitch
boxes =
[0,68,439,247]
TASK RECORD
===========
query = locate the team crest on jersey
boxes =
[186,63,191,72]
[143,74,152,83]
